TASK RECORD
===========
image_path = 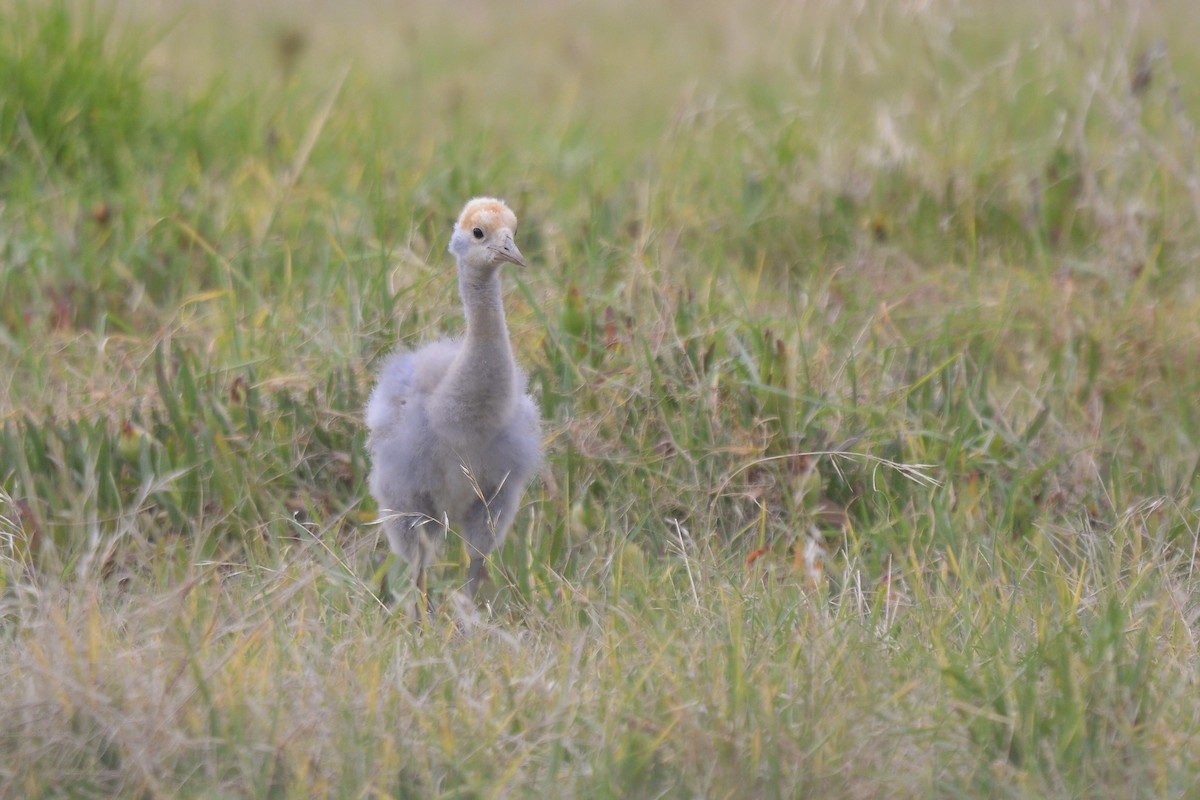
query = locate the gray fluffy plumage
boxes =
[365,197,542,606]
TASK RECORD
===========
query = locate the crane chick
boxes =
[366,197,542,609]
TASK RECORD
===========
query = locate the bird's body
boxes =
[366,198,541,606]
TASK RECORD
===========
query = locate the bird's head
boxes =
[448,197,526,273]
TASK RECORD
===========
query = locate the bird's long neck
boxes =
[459,269,511,350]
[432,267,517,436]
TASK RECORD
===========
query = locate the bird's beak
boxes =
[490,233,527,267]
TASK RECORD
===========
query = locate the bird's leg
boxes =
[466,555,487,599]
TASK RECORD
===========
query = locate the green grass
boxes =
[2,0,1200,796]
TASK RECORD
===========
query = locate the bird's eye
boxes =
[472,227,484,240]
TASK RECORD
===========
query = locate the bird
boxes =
[365,197,542,611]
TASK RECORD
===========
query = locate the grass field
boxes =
[2,0,1200,796]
